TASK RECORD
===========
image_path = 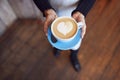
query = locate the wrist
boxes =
[72,11,85,22]
[75,11,85,19]
[44,9,57,17]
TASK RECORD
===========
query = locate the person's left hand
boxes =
[72,11,86,39]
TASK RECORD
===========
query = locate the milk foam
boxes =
[57,21,73,35]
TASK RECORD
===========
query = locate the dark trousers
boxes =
[54,48,79,56]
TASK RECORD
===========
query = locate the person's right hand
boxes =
[44,9,57,36]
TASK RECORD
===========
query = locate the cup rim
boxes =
[51,16,79,42]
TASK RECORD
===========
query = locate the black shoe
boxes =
[70,50,81,72]
[53,48,61,57]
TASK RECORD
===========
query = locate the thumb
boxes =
[72,13,79,21]
[44,19,50,36]
[81,24,86,39]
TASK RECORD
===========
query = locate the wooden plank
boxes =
[27,26,45,48]
[72,0,119,68]
[115,69,120,80]
[0,62,16,80]
[99,43,120,80]
[0,46,11,65]
[75,0,120,80]
[18,23,38,42]
[0,20,22,47]
[11,48,46,80]
[22,47,56,80]
[0,44,31,80]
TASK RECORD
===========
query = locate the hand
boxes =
[44,9,57,36]
[72,11,86,39]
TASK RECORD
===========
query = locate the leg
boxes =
[53,47,61,57]
[70,49,81,72]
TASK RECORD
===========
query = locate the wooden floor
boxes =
[0,0,120,80]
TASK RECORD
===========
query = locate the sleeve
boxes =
[72,0,96,17]
[33,0,55,16]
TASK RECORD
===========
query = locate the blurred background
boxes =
[0,0,44,35]
[0,0,120,80]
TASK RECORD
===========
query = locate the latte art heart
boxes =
[57,21,73,35]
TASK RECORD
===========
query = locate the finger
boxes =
[81,24,86,39]
[44,15,57,36]
[44,19,50,36]
[77,16,83,22]
[72,14,78,19]
[72,15,79,22]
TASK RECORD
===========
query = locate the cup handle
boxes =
[77,22,83,29]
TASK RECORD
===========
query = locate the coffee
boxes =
[52,17,77,39]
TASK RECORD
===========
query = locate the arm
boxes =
[72,0,96,38]
[72,0,96,17]
[33,0,57,35]
[33,0,55,16]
